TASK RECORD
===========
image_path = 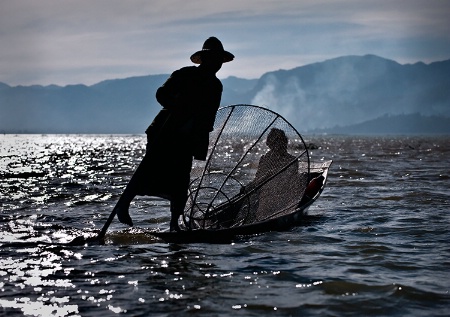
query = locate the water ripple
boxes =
[1,135,449,316]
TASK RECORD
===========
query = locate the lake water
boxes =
[1,134,449,316]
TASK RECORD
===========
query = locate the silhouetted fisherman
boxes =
[113,37,234,232]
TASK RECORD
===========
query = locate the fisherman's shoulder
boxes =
[172,66,198,77]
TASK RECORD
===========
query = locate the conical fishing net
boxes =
[183,105,310,230]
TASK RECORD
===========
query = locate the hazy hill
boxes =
[311,113,450,135]
[0,55,449,134]
[249,55,450,131]
[0,75,258,134]
[0,75,166,133]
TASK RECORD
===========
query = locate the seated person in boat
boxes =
[217,128,305,227]
[250,128,304,220]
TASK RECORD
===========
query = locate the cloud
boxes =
[1,0,449,85]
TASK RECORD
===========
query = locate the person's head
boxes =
[191,37,234,74]
[266,128,288,152]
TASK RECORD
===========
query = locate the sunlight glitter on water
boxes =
[1,135,450,316]
[0,246,80,316]
[0,298,79,317]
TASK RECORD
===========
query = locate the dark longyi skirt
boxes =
[125,134,193,202]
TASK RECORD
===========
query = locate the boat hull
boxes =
[151,160,332,243]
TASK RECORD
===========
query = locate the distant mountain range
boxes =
[310,113,450,134]
[1,54,449,134]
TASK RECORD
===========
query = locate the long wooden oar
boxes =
[97,205,118,240]
[68,112,175,246]
[68,204,121,245]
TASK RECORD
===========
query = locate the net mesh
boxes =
[183,105,310,230]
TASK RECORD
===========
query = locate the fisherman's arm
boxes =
[156,70,183,109]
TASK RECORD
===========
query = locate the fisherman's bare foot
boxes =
[116,204,133,227]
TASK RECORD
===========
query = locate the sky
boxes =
[1,0,449,86]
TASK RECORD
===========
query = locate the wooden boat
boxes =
[137,104,333,243]
[151,160,332,243]
[68,105,332,246]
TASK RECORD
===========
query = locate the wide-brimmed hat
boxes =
[190,37,234,64]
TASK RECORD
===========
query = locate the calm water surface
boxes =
[1,134,449,316]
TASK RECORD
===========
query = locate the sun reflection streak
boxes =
[0,298,80,317]
[0,242,85,316]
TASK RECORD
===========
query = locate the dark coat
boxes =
[147,66,222,160]
[127,66,222,201]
